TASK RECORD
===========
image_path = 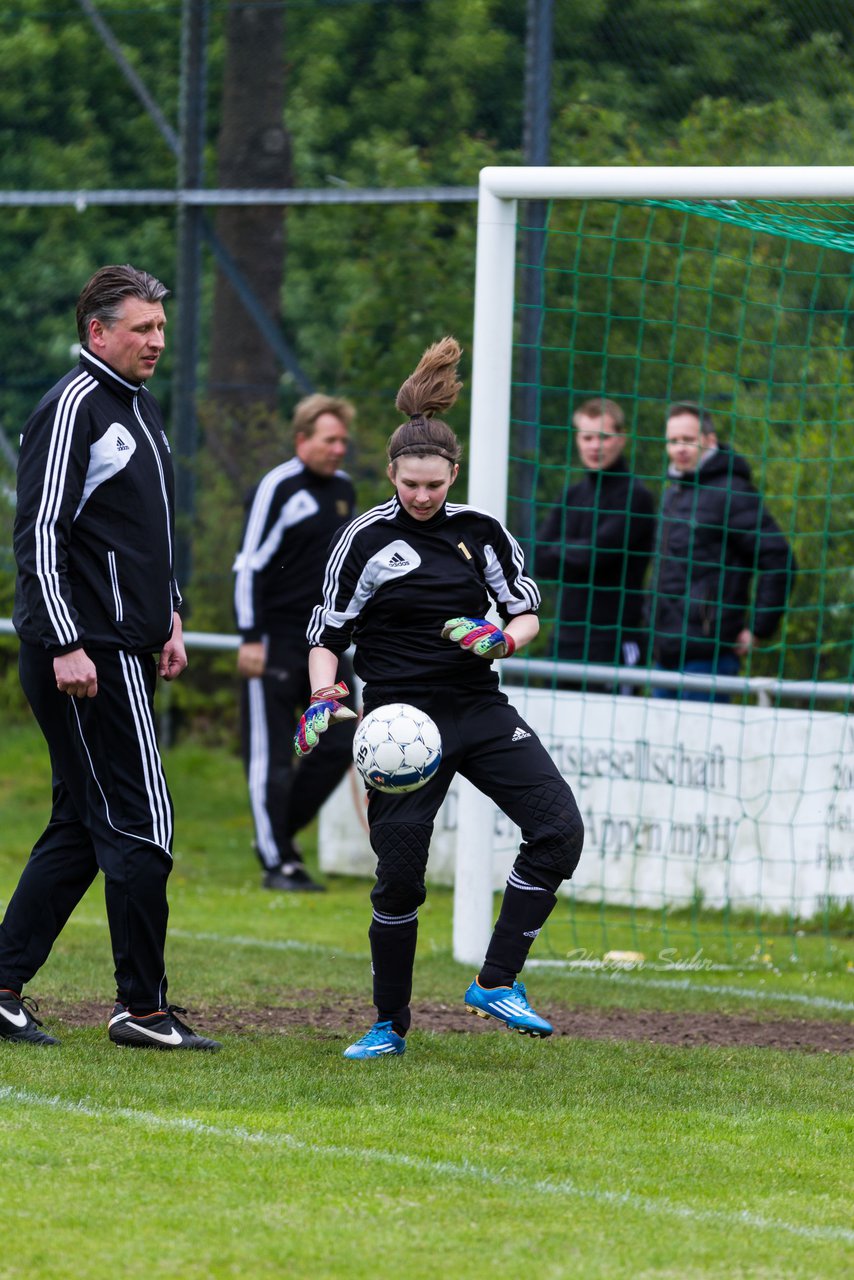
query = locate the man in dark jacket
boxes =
[0,264,218,1050]
[536,398,656,685]
[233,394,357,891]
[650,401,796,700]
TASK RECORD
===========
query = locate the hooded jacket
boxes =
[650,444,795,667]
[536,459,656,662]
[13,348,180,655]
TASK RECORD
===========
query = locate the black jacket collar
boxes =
[579,458,630,483]
[81,347,144,406]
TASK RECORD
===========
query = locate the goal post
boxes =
[456,166,854,967]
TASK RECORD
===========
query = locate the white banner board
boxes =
[319,691,854,917]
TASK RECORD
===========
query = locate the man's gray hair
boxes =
[76,264,169,344]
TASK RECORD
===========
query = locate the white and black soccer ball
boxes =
[352,703,442,794]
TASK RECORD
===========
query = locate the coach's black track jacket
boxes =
[307,498,540,690]
[13,348,180,656]
[233,459,356,647]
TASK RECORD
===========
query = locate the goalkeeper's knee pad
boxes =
[369,821,431,913]
[518,782,584,881]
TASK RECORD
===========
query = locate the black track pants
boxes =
[0,642,174,1012]
[241,644,356,869]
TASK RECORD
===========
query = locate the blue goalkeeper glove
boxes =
[441,617,516,660]
[294,682,357,757]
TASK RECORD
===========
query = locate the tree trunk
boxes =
[208,1,289,417]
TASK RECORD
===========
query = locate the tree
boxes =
[4,0,854,697]
[207,0,290,417]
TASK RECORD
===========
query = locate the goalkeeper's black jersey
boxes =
[307,498,540,689]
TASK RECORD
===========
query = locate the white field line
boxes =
[70,919,328,954]
[67,920,853,1013]
[169,927,326,953]
[526,963,854,1014]
[1,1086,851,1247]
[174,929,854,1013]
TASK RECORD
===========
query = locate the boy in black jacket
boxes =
[536,398,655,684]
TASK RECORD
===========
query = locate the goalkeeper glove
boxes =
[441,616,516,660]
[294,682,357,757]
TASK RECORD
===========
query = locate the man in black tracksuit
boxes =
[536,398,655,683]
[233,395,357,890]
[0,265,218,1051]
[650,401,796,700]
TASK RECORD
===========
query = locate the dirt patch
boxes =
[48,995,853,1054]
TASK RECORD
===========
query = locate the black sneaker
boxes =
[108,1003,221,1051]
[262,862,326,892]
[0,989,60,1046]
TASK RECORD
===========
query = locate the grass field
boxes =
[0,723,851,1279]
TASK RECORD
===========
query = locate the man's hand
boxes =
[158,612,188,681]
[237,641,266,679]
[441,616,516,660]
[294,682,357,757]
[734,629,755,658]
[54,648,98,698]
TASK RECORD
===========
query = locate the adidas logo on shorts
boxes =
[511,726,531,742]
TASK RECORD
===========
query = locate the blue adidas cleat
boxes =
[464,979,553,1038]
[343,1020,406,1060]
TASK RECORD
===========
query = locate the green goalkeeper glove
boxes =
[441,617,516,660]
[294,682,357,757]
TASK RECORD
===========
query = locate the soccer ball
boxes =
[352,703,442,794]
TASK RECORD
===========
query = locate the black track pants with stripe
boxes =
[0,642,174,1013]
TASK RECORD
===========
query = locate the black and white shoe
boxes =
[108,1004,221,1051]
[262,862,326,892]
[0,988,60,1046]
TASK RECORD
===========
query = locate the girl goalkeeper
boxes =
[295,337,584,1059]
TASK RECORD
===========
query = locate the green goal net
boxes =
[515,194,854,690]
[461,169,854,976]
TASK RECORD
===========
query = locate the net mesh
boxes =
[507,197,854,972]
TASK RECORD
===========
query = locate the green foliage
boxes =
[4,0,854,693]
[286,0,524,179]
[0,0,184,430]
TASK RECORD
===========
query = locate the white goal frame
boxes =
[454,165,854,965]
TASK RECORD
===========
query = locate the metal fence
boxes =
[1,618,851,706]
